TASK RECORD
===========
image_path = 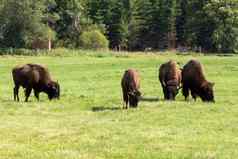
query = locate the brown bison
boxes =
[159,60,182,100]
[12,64,60,102]
[182,59,215,102]
[121,69,141,109]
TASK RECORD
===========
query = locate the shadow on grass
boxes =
[91,97,160,112]
[0,99,14,102]
[141,96,160,102]
[92,106,121,112]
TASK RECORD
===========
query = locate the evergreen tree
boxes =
[130,0,177,50]
[186,0,216,51]
[176,0,188,47]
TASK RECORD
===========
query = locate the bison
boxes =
[121,69,141,109]
[12,64,60,102]
[159,60,182,100]
[182,59,215,102]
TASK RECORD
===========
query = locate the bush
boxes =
[79,30,109,50]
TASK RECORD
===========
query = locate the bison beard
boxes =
[163,80,180,100]
[12,64,60,102]
[128,91,141,107]
[182,59,215,102]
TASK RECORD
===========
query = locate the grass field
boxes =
[0,51,237,159]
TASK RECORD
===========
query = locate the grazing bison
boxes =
[12,64,60,102]
[182,59,215,102]
[159,60,182,100]
[121,69,141,109]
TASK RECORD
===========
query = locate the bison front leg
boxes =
[191,91,197,101]
[34,90,40,101]
[14,85,20,101]
[122,92,129,109]
[162,86,168,100]
[24,87,32,102]
[182,85,189,101]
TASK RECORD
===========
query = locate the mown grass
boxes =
[0,51,237,159]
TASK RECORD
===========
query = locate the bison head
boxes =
[165,80,180,100]
[201,82,215,102]
[128,90,141,107]
[46,81,60,100]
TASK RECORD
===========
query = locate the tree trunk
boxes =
[48,38,51,51]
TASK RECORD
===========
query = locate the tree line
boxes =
[0,0,237,53]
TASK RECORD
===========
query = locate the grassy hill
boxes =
[0,52,237,159]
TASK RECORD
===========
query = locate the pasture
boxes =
[0,51,237,159]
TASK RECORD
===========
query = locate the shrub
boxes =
[79,30,109,50]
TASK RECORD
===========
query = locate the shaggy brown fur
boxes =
[121,69,141,109]
[159,60,182,100]
[12,64,60,102]
[182,59,215,102]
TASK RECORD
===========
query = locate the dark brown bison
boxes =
[121,69,141,109]
[12,64,60,102]
[182,59,215,102]
[159,60,182,100]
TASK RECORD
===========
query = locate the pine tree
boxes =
[176,0,188,47]
[130,0,177,50]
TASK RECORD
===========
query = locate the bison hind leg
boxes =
[14,85,20,101]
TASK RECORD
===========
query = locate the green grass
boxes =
[0,52,237,159]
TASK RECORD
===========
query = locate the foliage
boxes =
[178,0,238,53]
[205,0,238,53]
[87,0,131,50]
[50,0,85,48]
[0,0,47,48]
[0,0,237,53]
[79,30,109,50]
[0,0,57,49]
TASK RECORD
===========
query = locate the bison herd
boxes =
[10,59,214,108]
[121,59,215,108]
